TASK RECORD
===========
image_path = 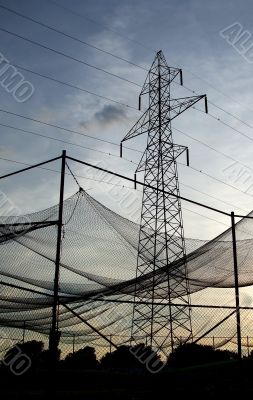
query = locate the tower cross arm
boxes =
[121,108,150,144]
[168,94,208,122]
[140,66,182,97]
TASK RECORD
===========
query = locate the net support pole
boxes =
[231,211,242,359]
[22,321,26,344]
[73,335,75,354]
[49,150,66,360]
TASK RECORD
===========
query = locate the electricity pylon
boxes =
[120,50,207,355]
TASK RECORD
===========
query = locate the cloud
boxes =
[80,104,128,130]
[94,104,127,124]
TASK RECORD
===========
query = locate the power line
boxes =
[1,154,251,232]
[170,57,253,115]
[67,155,231,216]
[14,61,253,149]
[14,62,253,153]
[2,19,252,143]
[0,107,142,153]
[180,182,247,213]
[15,55,253,148]
[0,152,246,213]
[1,105,253,203]
[2,7,251,209]
[0,155,61,180]
[4,60,253,180]
[0,27,142,88]
[183,207,230,228]
[67,155,253,220]
[194,106,253,144]
[45,0,253,122]
[4,65,253,185]
[1,106,253,203]
[12,63,138,110]
[208,111,253,143]
[177,82,253,133]
[0,4,148,72]
[179,162,253,198]
[5,64,253,185]
[0,154,239,227]
[0,120,136,164]
[209,101,253,131]
[47,0,156,53]
[0,155,135,190]
[174,126,253,174]
[6,0,253,137]
[47,0,253,116]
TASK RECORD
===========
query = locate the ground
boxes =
[1,358,253,399]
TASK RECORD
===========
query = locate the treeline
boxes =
[0,340,242,373]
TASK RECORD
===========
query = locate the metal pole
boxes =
[193,310,236,344]
[73,334,75,354]
[49,150,66,360]
[247,336,249,357]
[231,211,242,359]
[61,302,118,350]
[22,321,26,344]
[109,335,112,354]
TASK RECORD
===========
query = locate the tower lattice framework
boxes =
[121,50,207,354]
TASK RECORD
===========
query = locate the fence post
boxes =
[231,211,242,359]
[49,150,66,361]
[22,321,26,344]
[109,335,112,354]
[247,336,249,357]
[73,334,75,354]
[212,336,215,349]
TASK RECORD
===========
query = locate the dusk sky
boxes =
[1,0,253,239]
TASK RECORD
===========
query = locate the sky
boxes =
[1,0,253,240]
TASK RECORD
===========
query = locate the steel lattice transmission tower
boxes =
[120,50,208,355]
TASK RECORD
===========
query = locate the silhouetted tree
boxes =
[100,345,137,369]
[167,343,236,367]
[4,340,44,362]
[3,340,45,372]
[100,344,162,370]
[39,348,61,365]
[64,346,98,369]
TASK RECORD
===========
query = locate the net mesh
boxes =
[0,189,253,356]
